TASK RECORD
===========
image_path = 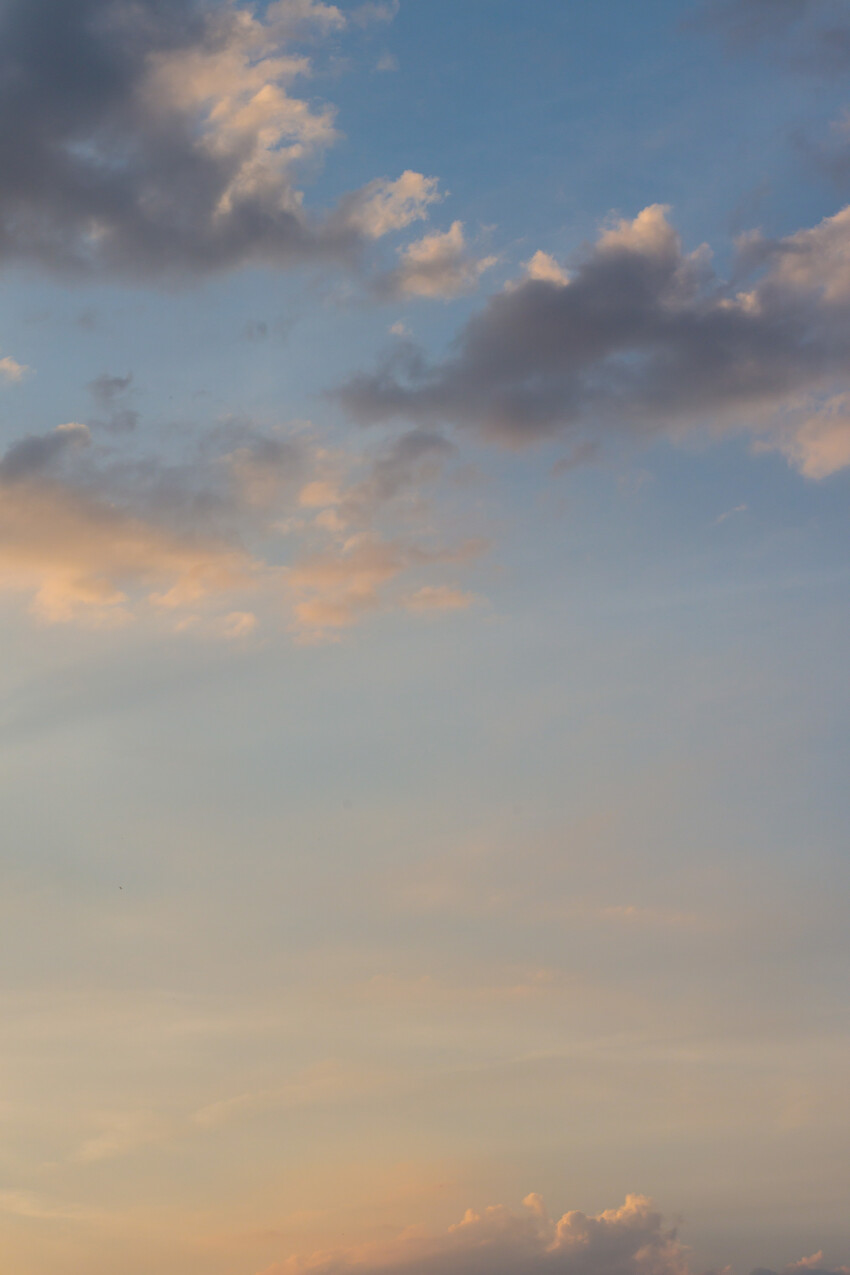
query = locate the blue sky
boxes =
[0,3,849,1275]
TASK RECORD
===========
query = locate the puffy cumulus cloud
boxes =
[0,0,439,278]
[338,203,850,473]
[378,221,497,299]
[261,1195,850,1275]
[0,412,482,635]
[262,1195,691,1275]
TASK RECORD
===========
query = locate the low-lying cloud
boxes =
[260,1194,850,1275]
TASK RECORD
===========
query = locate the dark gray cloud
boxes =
[0,0,434,278]
[0,423,91,481]
[337,203,850,471]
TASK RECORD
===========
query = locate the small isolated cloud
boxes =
[376,51,399,72]
[338,202,850,474]
[380,222,497,299]
[715,503,748,524]
[404,585,476,614]
[0,354,30,383]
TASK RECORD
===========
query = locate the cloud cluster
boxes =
[0,0,437,277]
[267,1195,689,1275]
[339,203,850,474]
[0,408,480,635]
[262,1194,850,1275]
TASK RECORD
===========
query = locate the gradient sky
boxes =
[1,3,850,1275]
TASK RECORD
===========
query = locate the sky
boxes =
[0,2,849,1274]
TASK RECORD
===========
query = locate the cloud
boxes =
[337,203,850,473]
[0,472,253,624]
[262,1195,690,1275]
[74,1109,169,1164]
[0,0,436,278]
[0,412,482,634]
[404,585,476,614]
[341,172,442,241]
[88,372,139,432]
[261,1195,850,1275]
[0,422,91,482]
[379,222,497,299]
[524,251,570,287]
[700,4,850,184]
[287,535,484,640]
[702,0,850,72]
[714,503,748,525]
[0,354,30,383]
[699,0,850,68]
